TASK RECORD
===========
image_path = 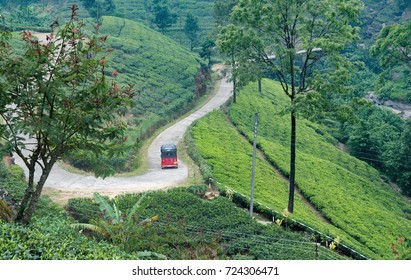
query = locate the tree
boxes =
[184,13,199,51]
[383,120,411,196]
[371,20,411,102]
[217,24,263,103]
[0,5,134,224]
[199,38,215,65]
[218,0,362,212]
[80,0,117,20]
[213,0,238,27]
[152,0,177,33]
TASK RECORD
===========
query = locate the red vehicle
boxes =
[161,144,178,168]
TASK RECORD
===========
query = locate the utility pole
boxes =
[250,112,258,216]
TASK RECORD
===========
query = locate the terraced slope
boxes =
[189,79,411,259]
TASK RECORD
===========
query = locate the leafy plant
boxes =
[71,192,158,252]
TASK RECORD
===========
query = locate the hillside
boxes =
[90,16,203,139]
[114,0,215,47]
[188,79,411,259]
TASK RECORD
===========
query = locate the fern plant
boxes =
[71,192,158,251]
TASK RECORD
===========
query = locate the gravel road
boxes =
[15,77,233,195]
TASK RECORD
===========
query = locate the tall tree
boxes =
[184,13,199,51]
[218,0,362,212]
[152,0,177,33]
[80,0,117,20]
[0,5,134,224]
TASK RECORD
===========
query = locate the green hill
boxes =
[114,0,215,47]
[188,79,411,259]
[91,16,203,139]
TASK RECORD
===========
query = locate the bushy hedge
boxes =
[0,219,137,260]
[0,163,138,260]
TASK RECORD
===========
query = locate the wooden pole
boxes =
[250,112,258,216]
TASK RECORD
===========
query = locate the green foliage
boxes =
[80,0,117,19]
[69,188,344,260]
[0,210,137,260]
[189,79,411,259]
[0,200,13,221]
[0,164,26,201]
[0,7,134,223]
[184,13,199,50]
[371,19,411,102]
[112,0,215,48]
[151,0,177,33]
[371,19,411,69]
[342,100,411,195]
[0,167,137,259]
[71,192,159,252]
[219,0,363,212]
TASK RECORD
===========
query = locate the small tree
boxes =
[152,0,177,33]
[184,13,199,51]
[0,5,134,224]
[199,38,215,65]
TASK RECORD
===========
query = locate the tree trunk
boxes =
[16,164,36,222]
[17,158,57,224]
[288,109,296,213]
[231,52,237,103]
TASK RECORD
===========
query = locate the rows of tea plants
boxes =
[114,0,215,47]
[0,163,137,260]
[89,16,202,141]
[225,79,411,259]
[67,187,345,260]
[188,111,376,259]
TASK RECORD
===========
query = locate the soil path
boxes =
[15,77,233,198]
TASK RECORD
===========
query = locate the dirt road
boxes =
[15,77,233,197]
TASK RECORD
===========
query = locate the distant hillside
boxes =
[114,0,215,47]
[90,16,203,139]
[361,0,411,42]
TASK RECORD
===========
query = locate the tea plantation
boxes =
[188,79,411,259]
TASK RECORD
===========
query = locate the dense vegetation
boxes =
[1,162,344,260]
[67,187,345,260]
[0,163,138,259]
[188,79,411,259]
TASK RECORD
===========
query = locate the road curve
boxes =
[15,78,233,195]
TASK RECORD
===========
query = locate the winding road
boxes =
[15,77,232,197]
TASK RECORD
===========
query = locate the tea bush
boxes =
[68,188,345,260]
